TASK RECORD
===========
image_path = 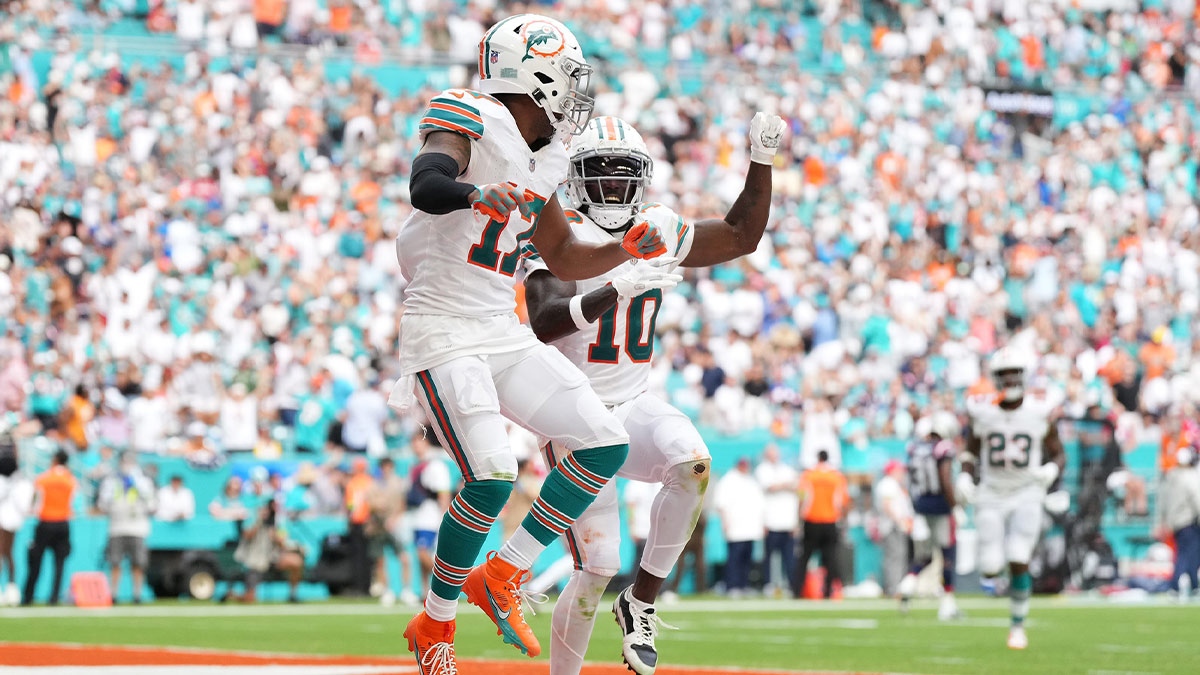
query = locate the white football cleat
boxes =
[938,593,960,621]
[1007,626,1028,650]
[400,589,420,606]
[380,590,396,607]
[613,586,676,675]
[3,583,18,607]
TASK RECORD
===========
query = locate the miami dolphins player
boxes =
[522,112,786,675]
[394,15,670,675]
[961,345,1065,650]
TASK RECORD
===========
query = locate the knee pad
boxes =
[980,547,1006,578]
[571,443,628,481]
[577,537,621,578]
[664,458,712,495]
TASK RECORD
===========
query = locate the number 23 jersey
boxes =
[523,204,694,406]
[397,89,569,319]
[966,396,1055,495]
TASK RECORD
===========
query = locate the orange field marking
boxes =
[0,641,873,674]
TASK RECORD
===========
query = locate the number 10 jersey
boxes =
[523,203,694,406]
[966,396,1055,495]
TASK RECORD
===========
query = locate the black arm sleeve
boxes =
[409,152,476,215]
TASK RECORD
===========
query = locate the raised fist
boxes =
[749,111,786,165]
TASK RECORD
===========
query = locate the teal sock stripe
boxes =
[1010,571,1032,626]
[542,443,585,571]
[520,443,629,546]
[429,479,512,601]
[1012,571,1033,592]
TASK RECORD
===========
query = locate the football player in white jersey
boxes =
[961,345,1064,650]
[394,15,672,675]
[522,112,786,675]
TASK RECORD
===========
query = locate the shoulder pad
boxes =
[420,90,493,140]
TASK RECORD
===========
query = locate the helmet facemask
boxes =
[569,149,652,233]
[993,367,1025,402]
[543,57,593,135]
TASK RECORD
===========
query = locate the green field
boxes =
[1,596,1196,674]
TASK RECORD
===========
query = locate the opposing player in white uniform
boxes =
[394,15,671,675]
[961,346,1064,650]
[522,113,786,675]
[898,411,963,620]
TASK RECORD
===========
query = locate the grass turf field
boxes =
[1,596,1196,674]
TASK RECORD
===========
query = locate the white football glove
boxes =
[1043,490,1071,516]
[749,111,787,165]
[955,472,977,506]
[611,257,682,299]
[1035,462,1060,490]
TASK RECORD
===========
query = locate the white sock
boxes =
[640,462,708,578]
[424,590,458,622]
[498,527,542,572]
[551,570,611,675]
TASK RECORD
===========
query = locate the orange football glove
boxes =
[472,182,525,222]
[621,220,667,259]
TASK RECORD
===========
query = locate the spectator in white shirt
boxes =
[874,460,913,596]
[341,377,389,457]
[128,385,171,455]
[156,475,195,523]
[755,444,800,596]
[623,480,662,569]
[714,458,766,598]
[219,383,258,453]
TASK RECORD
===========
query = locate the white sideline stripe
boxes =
[671,619,879,631]
[0,662,412,667]
[3,596,1198,620]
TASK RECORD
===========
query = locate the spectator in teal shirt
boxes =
[293,390,337,454]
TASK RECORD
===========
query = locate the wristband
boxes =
[750,148,777,165]
[569,295,591,330]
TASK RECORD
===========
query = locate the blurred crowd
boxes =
[3,0,1200,478]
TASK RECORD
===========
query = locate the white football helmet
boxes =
[566,116,654,233]
[989,345,1029,403]
[914,416,933,440]
[477,14,594,134]
[931,411,962,440]
[916,412,961,440]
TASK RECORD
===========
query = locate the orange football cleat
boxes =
[463,552,542,657]
[404,610,458,675]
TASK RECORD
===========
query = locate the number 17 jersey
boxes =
[397,89,569,319]
[966,396,1055,495]
[523,204,694,406]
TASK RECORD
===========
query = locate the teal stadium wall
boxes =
[11,433,1160,603]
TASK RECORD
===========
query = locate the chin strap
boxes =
[580,205,635,236]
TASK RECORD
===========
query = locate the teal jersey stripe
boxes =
[430,96,481,119]
[420,108,484,139]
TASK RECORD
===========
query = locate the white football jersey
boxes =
[524,203,695,406]
[966,395,1056,494]
[397,89,570,318]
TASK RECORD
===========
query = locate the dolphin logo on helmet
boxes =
[477,14,594,135]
